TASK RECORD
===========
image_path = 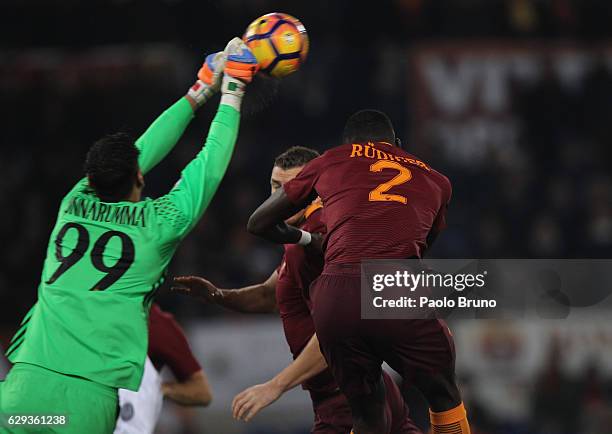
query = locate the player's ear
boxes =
[136,170,145,189]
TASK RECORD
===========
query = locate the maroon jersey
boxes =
[148,303,201,381]
[283,142,451,265]
[276,203,336,395]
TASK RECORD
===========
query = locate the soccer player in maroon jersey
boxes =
[247,111,471,434]
[149,303,212,406]
[116,303,212,433]
[173,146,421,433]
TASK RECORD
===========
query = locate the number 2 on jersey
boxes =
[46,222,135,291]
[368,160,412,204]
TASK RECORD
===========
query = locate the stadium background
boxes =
[1,0,612,433]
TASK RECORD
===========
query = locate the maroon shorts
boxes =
[310,371,422,434]
[382,372,424,434]
[310,269,455,401]
[311,389,352,434]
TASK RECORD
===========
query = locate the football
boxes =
[243,12,309,78]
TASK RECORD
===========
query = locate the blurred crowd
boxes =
[1,1,612,432]
[457,334,612,434]
[3,0,612,46]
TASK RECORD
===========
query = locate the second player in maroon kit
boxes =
[174,146,421,433]
[148,303,209,396]
[248,111,471,434]
[275,203,419,434]
[116,303,212,433]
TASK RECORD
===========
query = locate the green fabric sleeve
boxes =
[62,98,194,201]
[156,103,240,238]
[136,97,194,174]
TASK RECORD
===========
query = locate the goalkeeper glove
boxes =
[220,37,259,111]
[188,51,225,108]
[224,37,259,83]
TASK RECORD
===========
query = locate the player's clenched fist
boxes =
[188,51,225,108]
[187,37,258,110]
[172,276,223,304]
[223,37,259,83]
[217,37,259,111]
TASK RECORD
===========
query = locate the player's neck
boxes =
[126,187,142,203]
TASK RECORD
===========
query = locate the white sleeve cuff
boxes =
[220,93,242,111]
[297,230,312,246]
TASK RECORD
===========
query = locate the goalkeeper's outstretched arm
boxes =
[64,50,227,201]
[172,271,279,314]
[134,98,195,175]
[163,100,240,236]
[161,38,259,238]
[136,52,226,175]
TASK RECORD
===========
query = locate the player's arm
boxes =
[161,38,258,237]
[248,154,322,246]
[136,51,226,174]
[247,189,306,244]
[63,52,224,197]
[162,369,213,407]
[232,333,327,422]
[134,96,194,176]
[172,271,278,313]
[151,306,214,406]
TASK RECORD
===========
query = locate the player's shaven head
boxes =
[84,132,141,202]
[274,146,320,170]
[342,109,396,145]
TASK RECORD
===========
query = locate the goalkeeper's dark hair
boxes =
[242,74,280,116]
[274,146,320,170]
[84,132,140,202]
[342,109,396,144]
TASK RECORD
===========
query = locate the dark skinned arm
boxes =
[173,271,278,314]
[247,188,311,245]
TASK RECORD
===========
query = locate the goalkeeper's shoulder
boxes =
[58,178,92,213]
[148,193,191,242]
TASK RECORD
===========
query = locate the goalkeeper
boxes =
[0,38,258,434]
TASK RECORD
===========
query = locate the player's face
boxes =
[270,165,304,194]
[270,165,306,224]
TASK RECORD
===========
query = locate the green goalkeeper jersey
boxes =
[6,98,239,391]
